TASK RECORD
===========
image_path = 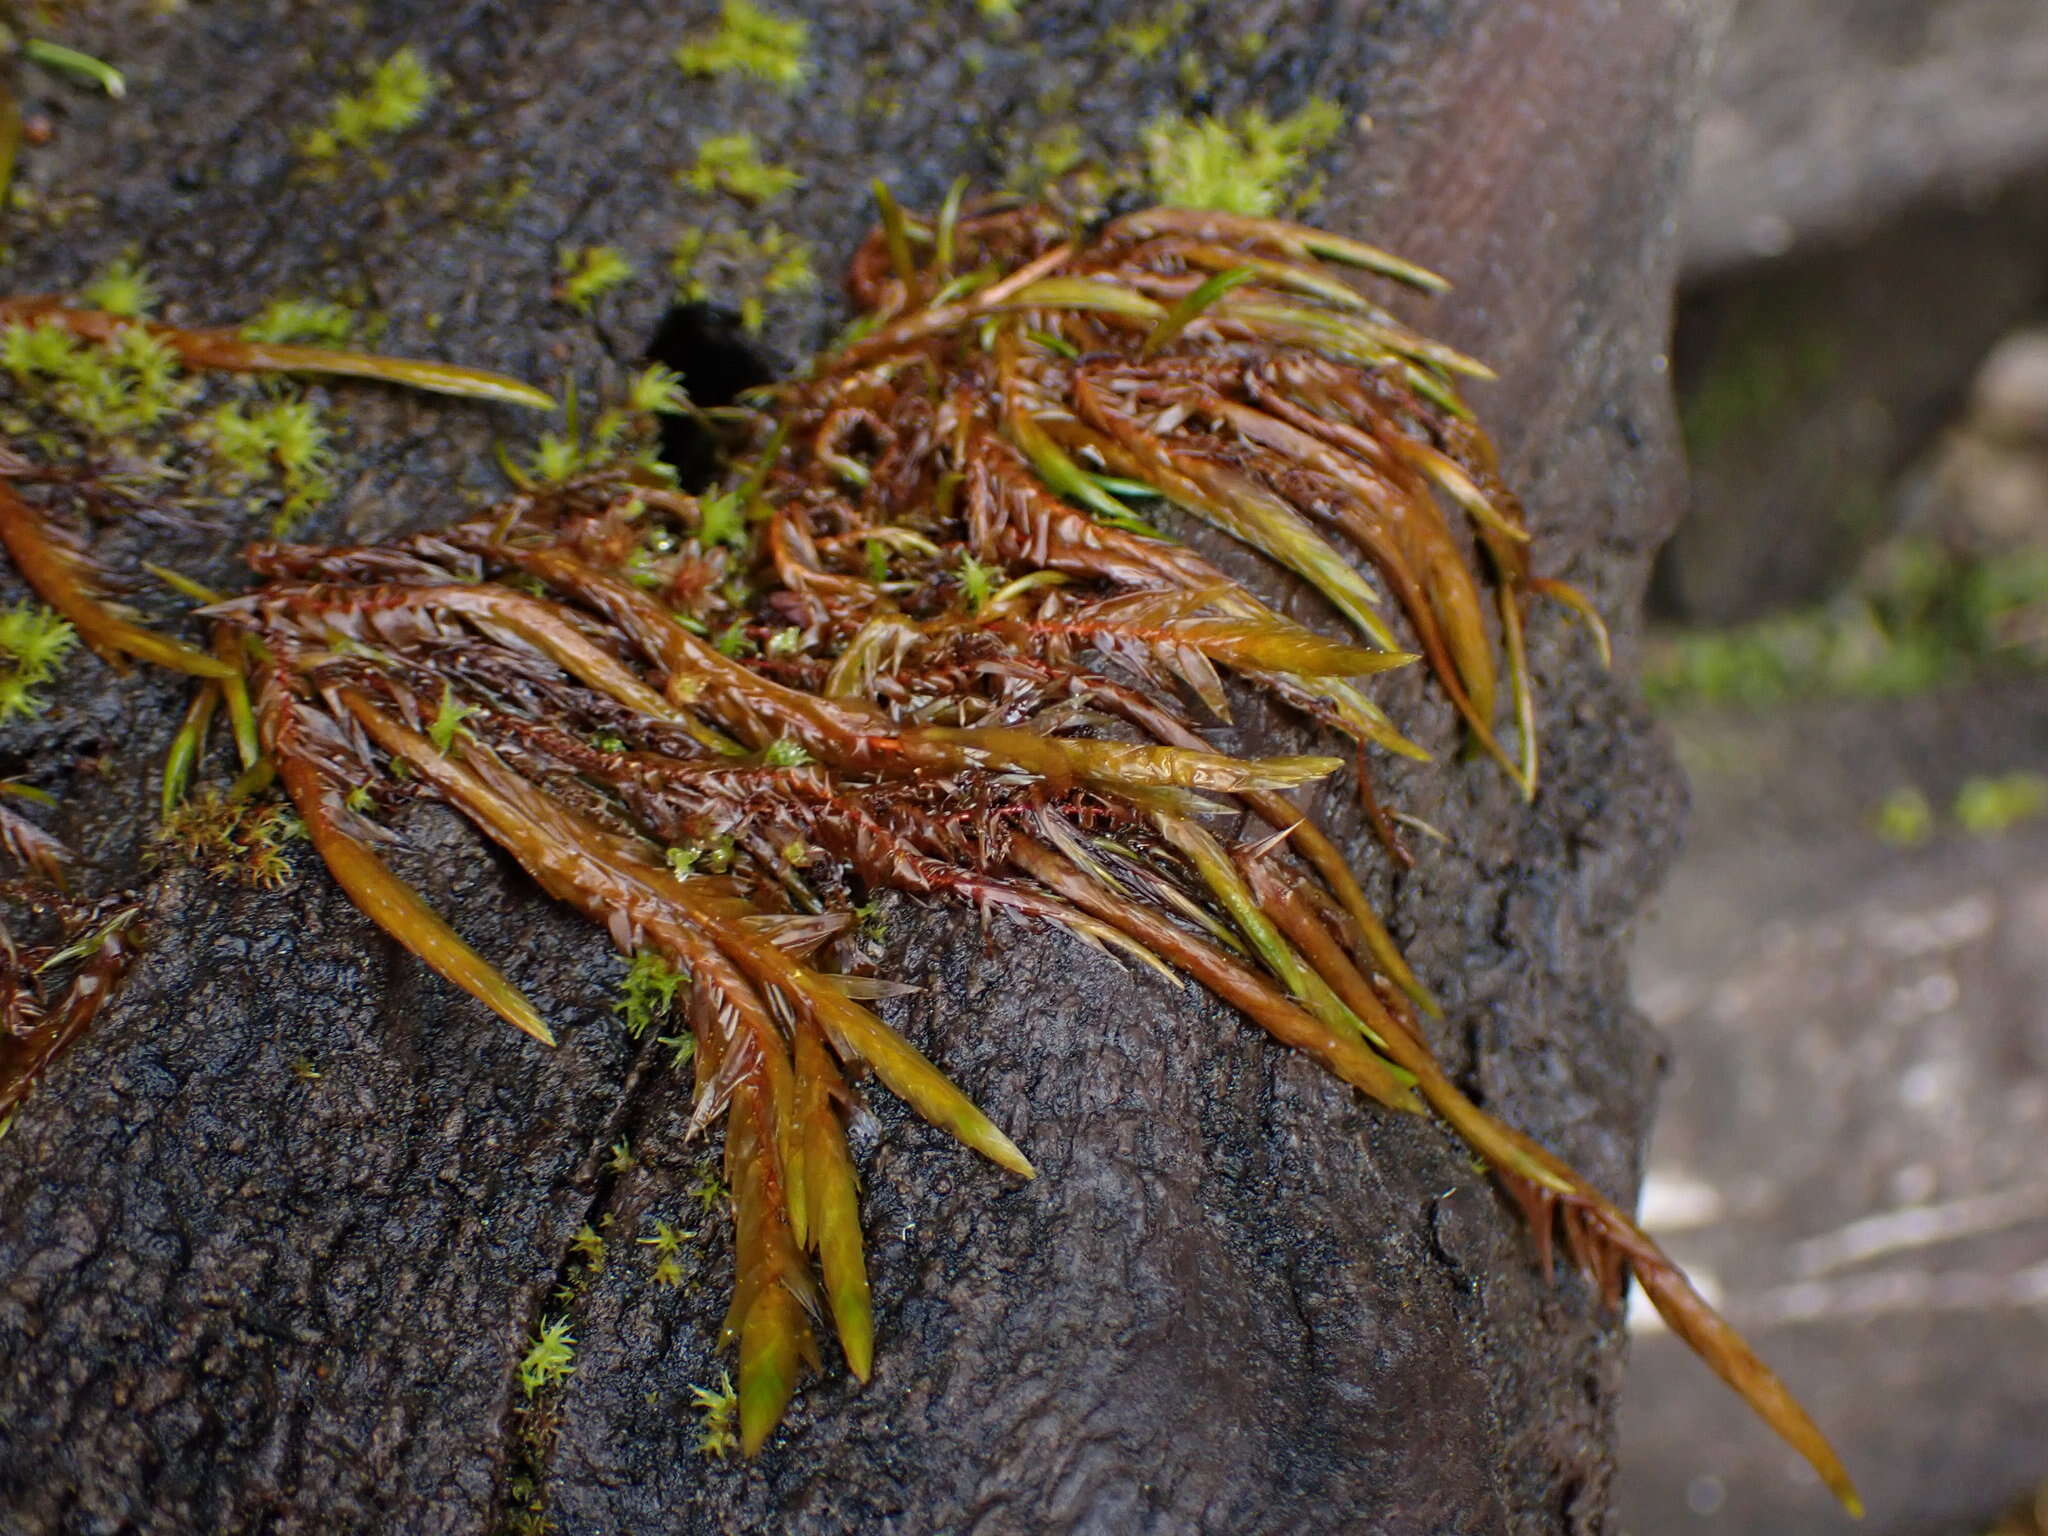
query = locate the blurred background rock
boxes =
[1618,2,2048,1531]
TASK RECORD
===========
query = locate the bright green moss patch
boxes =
[1111,3,1189,60]
[203,398,337,534]
[616,950,684,1037]
[671,222,814,334]
[80,256,158,319]
[2,317,187,436]
[298,46,439,160]
[680,133,802,205]
[556,245,636,311]
[1871,786,1934,847]
[1644,542,2048,709]
[1144,100,1348,216]
[242,297,357,346]
[517,1316,576,1397]
[1955,772,2048,836]
[690,1372,740,1458]
[1,294,360,534]
[0,602,78,722]
[674,0,809,88]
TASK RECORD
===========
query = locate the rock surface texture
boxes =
[0,3,1717,1532]
[1620,683,2048,1535]
[1664,0,2048,623]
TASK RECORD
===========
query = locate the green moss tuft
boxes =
[3,317,189,435]
[242,297,358,346]
[557,246,635,311]
[203,398,336,533]
[680,133,802,205]
[80,256,159,319]
[299,46,440,160]
[1110,3,1189,60]
[1955,772,2048,837]
[0,602,79,722]
[1143,100,1348,216]
[673,0,809,88]
[689,1372,740,1458]
[1871,786,1933,847]
[517,1316,576,1397]
[616,950,684,1037]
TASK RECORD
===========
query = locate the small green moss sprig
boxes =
[1872,786,1934,847]
[641,1218,694,1289]
[3,317,189,437]
[1144,100,1348,216]
[680,133,802,206]
[674,0,809,88]
[689,1372,741,1458]
[1873,773,2048,844]
[298,46,440,161]
[688,1163,728,1214]
[80,257,159,319]
[426,683,479,755]
[0,602,78,722]
[672,223,815,335]
[957,553,996,613]
[556,246,635,312]
[151,789,305,888]
[569,1223,606,1270]
[629,362,690,417]
[616,950,684,1037]
[517,1316,576,1397]
[514,367,686,488]
[1645,541,2048,709]
[242,297,358,347]
[1956,772,2048,836]
[203,398,336,534]
[1110,3,1189,59]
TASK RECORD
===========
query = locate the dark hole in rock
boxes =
[643,302,777,492]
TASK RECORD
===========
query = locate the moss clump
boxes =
[616,950,684,1037]
[151,789,304,888]
[0,602,78,722]
[517,1316,576,1397]
[79,256,159,320]
[203,398,336,534]
[1956,772,2048,837]
[673,0,809,88]
[1110,3,1190,60]
[689,1373,741,1459]
[1144,100,1347,216]
[671,222,814,335]
[241,297,358,347]
[679,133,802,205]
[2,318,187,437]
[513,370,683,489]
[555,245,635,311]
[1646,541,2048,709]
[1871,786,1934,847]
[297,46,439,161]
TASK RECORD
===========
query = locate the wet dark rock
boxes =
[0,3,1712,1531]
